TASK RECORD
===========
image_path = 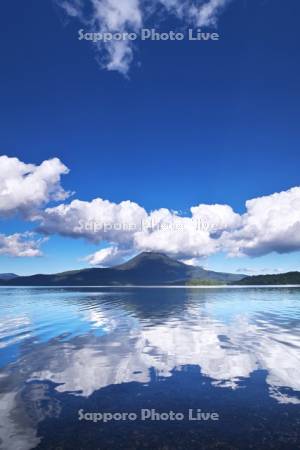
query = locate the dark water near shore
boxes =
[0,286,300,449]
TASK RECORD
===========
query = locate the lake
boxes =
[0,287,300,449]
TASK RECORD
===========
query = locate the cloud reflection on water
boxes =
[1,287,300,449]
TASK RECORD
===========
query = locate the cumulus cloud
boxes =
[56,0,230,74]
[37,185,300,266]
[84,246,133,266]
[222,187,300,257]
[38,198,241,264]
[1,155,300,265]
[0,233,46,258]
[37,198,148,243]
[133,207,218,258]
[0,156,70,218]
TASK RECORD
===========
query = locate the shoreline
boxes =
[1,285,300,289]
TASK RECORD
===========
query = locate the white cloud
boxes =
[56,0,230,74]
[191,203,241,232]
[0,233,46,258]
[1,155,300,266]
[0,156,70,218]
[194,0,229,27]
[38,185,300,266]
[60,0,83,17]
[38,197,148,243]
[133,207,218,258]
[222,186,300,257]
[84,246,133,266]
[38,199,239,264]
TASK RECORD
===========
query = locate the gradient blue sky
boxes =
[0,0,300,275]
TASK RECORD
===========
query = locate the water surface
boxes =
[0,287,300,449]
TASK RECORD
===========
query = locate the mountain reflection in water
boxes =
[0,287,300,449]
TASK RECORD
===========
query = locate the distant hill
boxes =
[0,273,19,280]
[235,272,300,285]
[0,252,244,286]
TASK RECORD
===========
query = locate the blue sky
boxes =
[0,0,300,275]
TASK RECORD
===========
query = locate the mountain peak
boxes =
[115,252,187,270]
[0,252,245,286]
